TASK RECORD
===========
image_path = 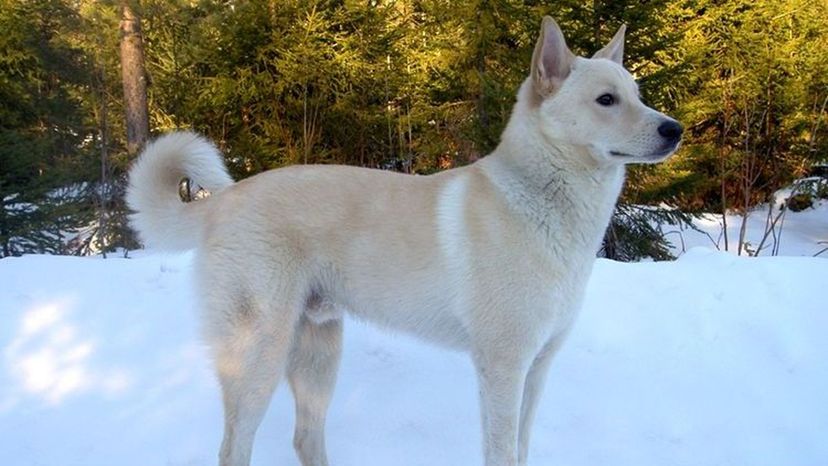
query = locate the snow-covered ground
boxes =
[667,199,828,258]
[1,205,826,465]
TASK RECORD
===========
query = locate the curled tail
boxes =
[126,131,233,251]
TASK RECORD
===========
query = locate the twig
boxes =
[662,230,687,254]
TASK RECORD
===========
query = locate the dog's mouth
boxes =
[610,143,680,162]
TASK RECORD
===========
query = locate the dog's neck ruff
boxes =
[482,85,626,256]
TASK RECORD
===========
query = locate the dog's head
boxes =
[526,16,682,166]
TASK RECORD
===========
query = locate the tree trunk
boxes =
[97,51,110,258]
[474,1,490,147]
[120,1,149,157]
[592,0,603,50]
[719,83,732,252]
[0,202,9,257]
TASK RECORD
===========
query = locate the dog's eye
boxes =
[596,94,616,106]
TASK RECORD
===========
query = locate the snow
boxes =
[666,197,828,258]
[2,229,827,464]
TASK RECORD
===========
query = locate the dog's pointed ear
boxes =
[592,24,626,65]
[531,16,575,97]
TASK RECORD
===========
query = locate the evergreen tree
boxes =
[1,0,825,260]
[0,0,97,257]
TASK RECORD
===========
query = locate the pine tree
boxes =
[0,0,97,257]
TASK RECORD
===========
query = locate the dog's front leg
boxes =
[517,335,567,466]
[475,351,530,466]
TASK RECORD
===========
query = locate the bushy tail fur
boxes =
[126,132,233,250]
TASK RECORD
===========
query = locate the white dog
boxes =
[127,16,682,466]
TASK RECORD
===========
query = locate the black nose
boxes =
[658,120,683,141]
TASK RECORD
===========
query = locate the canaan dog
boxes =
[126,16,682,466]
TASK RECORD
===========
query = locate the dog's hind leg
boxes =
[517,336,566,466]
[211,293,301,466]
[288,314,343,466]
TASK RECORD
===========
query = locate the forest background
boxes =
[1,0,826,260]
